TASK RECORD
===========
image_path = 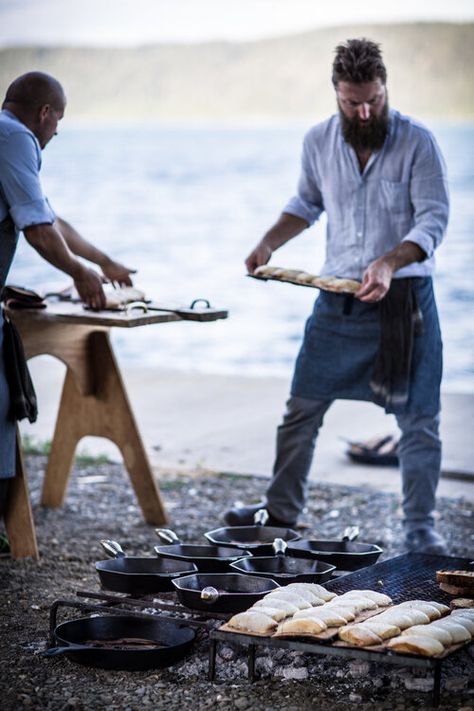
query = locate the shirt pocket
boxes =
[379,179,411,215]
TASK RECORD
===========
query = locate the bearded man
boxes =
[225,38,449,554]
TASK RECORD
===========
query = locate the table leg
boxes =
[4,430,39,559]
[42,331,168,525]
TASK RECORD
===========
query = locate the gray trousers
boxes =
[265,396,441,532]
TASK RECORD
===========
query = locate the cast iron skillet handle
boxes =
[342,526,359,542]
[43,644,93,657]
[155,529,181,545]
[254,508,269,526]
[272,538,288,557]
[201,586,220,603]
[100,539,126,559]
[189,299,211,310]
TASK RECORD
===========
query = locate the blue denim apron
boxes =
[291,277,442,416]
[0,214,19,477]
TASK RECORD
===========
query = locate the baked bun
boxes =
[387,635,444,657]
[227,611,277,635]
[338,625,383,647]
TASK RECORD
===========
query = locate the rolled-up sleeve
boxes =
[403,132,449,258]
[283,132,324,225]
[0,131,56,230]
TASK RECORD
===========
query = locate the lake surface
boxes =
[8,122,474,392]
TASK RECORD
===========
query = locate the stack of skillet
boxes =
[47,510,382,669]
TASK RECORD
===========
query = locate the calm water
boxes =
[8,122,474,392]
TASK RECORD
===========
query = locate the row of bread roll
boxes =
[388,610,474,657]
[337,599,449,648]
[226,583,336,635]
[273,589,393,638]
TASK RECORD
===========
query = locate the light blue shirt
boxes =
[0,109,55,230]
[284,109,449,280]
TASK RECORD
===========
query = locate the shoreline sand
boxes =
[20,357,474,501]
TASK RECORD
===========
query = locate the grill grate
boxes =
[325,553,473,603]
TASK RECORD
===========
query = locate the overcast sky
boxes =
[1,0,473,47]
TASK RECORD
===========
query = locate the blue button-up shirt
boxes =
[0,109,55,231]
[284,109,449,280]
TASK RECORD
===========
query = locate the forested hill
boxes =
[0,23,472,121]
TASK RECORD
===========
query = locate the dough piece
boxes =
[402,625,454,646]
[361,622,401,639]
[275,617,327,637]
[295,272,315,285]
[227,611,277,635]
[323,604,356,621]
[253,265,282,277]
[338,625,383,647]
[346,590,392,606]
[373,609,430,628]
[280,584,324,604]
[336,593,378,611]
[293,607,349,626]
[311,276,361,294]
[282,583,336,602]
[397,601,442,621]
[387,635,444,657]
[253,598,298,616]
[262,591,312,609]
[248,605,288,622]
[423,601,450,615]
[104,286,146,309]
[429,620,471,643]
[444,615,474,635]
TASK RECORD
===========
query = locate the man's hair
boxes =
[3,71,65,110]
[332,39,387,86]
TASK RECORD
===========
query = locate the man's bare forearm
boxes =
[55,217,109,267]
[262,213,309,251]
[24,222,88,278]
[246,213,308,273]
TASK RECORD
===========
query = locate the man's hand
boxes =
[356,241,426,302]
[100,258,136,287]
[245,241,273,274]
[356,257,394,302]
[73,267,107,310]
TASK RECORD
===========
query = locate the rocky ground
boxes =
[1,455,473,711]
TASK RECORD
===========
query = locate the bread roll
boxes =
[338,625,383,647]
[429,620,471,643]
[336,593,378,611]
[253,597,298,616]
[397,601,442,620]
[293,607,348,626]
[361,622,401,639]
[290,583,336,602]
[227,611,277,635]
[372,609,430,628]
[323,604,356,621]
[281,584,325,604]
[387,635,444,657]
[444,615,474,635]
[401,624,453,646]
[347,590,392,606]
[452,607,474,618]
[262,591,312,609]
[248,605,288,622]
[275,617,327,637]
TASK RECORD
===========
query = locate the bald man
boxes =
[0,72,135,516]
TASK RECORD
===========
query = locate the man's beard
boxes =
[339,100,389,152]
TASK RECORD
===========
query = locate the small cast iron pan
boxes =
[154,529,252,573]
[205,509,300,556]
[43,615,195,670]
[229,538,336,584]
[96,540,197,595]
[287,526,383,571]
[171,573,280,613]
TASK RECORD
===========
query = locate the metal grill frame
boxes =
[208,553,474,708]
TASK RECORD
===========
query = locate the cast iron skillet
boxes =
[205,508,300,556]
[286,526,383,571]
[229,538,336,584]
[43,615,195,670]
[96,540,197,595]
[171,572,280,613]
[154,529,253,573]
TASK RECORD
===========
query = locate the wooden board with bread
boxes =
[249,265,362,294]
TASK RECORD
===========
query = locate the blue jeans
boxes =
[265,395,441,531]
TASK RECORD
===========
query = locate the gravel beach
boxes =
[1,455,473,711]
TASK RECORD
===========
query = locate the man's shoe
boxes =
[224,503,296,528]
[405,528,447,556]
